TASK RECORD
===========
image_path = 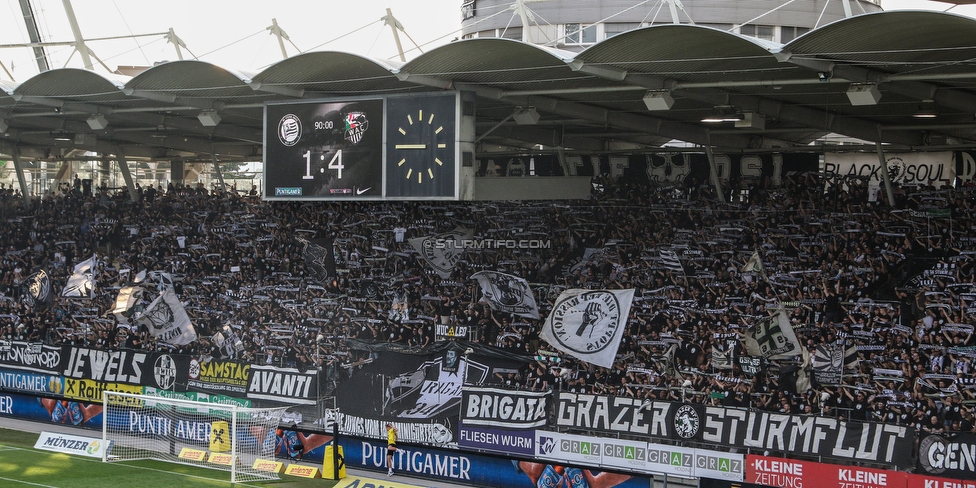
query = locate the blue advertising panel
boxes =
[0,391,103,428]
[338,438,650,488]
[0,367,63,396]
[458,424,535,457]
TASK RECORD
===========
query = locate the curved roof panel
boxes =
[252,51,410,95]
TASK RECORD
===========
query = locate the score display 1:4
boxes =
[302,150,343,180]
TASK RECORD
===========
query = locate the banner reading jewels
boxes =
[554,392,915,468]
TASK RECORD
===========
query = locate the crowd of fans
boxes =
[0,169,974,436]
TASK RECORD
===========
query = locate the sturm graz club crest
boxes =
[673,404,700,439]
[277,114,302,147]
[548,291,621,354]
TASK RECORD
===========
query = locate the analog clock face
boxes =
[386,94,457,198]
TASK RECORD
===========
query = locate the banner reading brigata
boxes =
[461,386,548,428]
[554,392,915,468]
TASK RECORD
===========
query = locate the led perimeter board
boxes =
[263,93,459,200]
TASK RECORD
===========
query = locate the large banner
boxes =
[540,289,635,368]
[60,347,182,392]
[917,433,976,480]
[824,151,955,187]
[461,386,549,429]
[0,340,62,374]
[334,341,530,431]
[554,392,915,468]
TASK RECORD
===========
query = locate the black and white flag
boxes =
[300,236,337,284]
[659,249,684,273]
[811,343,859,385]
[136,287,196,345]
[62,254,96,298]
[711,345,735,370]
[740,308,801,359]
[409,227,474,278]
[540,289,635,368]
[20,269,52,309]
[471,271,540,319]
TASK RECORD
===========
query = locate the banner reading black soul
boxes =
[553,392,915,469]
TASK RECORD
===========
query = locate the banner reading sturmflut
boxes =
[540,289,635,368]
[471,271,540,319]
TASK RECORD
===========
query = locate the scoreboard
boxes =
[263,93,459,200]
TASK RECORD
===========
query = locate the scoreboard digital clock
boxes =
[263,93,459,200]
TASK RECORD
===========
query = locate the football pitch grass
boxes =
[0,428,336,488]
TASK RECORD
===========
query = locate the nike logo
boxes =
[357,187,371,195]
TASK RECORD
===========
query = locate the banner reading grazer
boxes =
[554,392,915,468]
[461,386,549,428]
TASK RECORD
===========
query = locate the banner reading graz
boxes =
[0,340,61,374]
[554,392,915,468]
[461,386,549,428]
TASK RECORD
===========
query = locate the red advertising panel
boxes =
[746,454,909,488]
[907,474,976,488]
[747,455,812,487]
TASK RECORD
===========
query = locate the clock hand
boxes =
[395,144,427,149]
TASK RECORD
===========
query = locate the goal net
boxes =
[101,391,289,483]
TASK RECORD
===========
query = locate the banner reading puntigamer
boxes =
[534,430,744,481]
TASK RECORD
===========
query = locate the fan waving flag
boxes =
[471,271,540,319]
[136,287,196,345]
[21,269,52,309]
[300,236,337,285]
[62,254,97,298]
[540,289,635,368]
[740,308,801,359]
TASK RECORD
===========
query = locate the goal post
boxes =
[102,390,289,483]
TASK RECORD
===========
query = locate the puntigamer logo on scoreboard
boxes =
[275,187,302,196]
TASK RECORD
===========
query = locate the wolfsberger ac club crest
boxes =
[344,112,368,144]
[673,404,700,439]
[548,291,622,354]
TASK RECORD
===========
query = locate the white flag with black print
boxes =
[62,254,96,298]
[136,287,196,345]
[471,271,540,319]
[740,308,801,359]
[540,289,635,368]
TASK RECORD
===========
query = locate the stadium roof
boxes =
[1,10,975,164]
